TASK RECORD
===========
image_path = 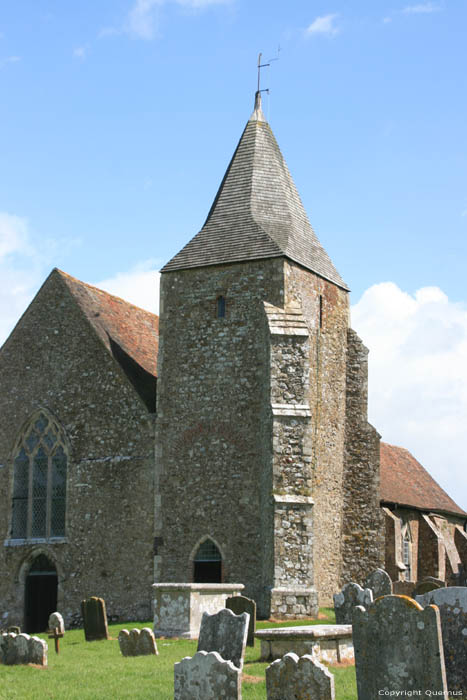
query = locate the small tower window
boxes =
[319,295,323,329]
[401,520,412,582]
[193,538,222,583]
[216,296,226,318]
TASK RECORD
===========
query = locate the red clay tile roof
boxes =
[56,269,158,378]
[380,442,466,517]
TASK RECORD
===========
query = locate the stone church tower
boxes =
[154,93,383,618]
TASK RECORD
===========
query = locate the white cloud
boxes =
[118,0,231,40]
[306,14,340,37]
[352,282,467,510]
[94,260,161,314]
[0,55,20,68]
[0,213,45,346]
[402,3,441,13]
[73,46,87,59]
[383,16,392,23]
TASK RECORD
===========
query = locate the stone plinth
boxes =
[255,624,353,663]
[152,583,244,639]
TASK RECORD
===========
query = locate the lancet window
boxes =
[11,412,67,540]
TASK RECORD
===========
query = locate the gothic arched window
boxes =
[193,538,222,583]
[11,412,67,540]
[401,520,412,582]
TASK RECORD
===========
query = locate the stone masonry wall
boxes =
[284,261,350,606]
[155,258,284,618]
[0,272,155,629]
[342,328,384,588]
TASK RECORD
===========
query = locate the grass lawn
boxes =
[0,609,357,699]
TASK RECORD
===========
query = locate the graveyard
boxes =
[0,610,358,700]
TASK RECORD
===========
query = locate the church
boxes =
[0,92,466,632]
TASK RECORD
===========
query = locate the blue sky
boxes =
[1,1,467,509]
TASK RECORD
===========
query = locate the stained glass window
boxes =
[11,412,68,540]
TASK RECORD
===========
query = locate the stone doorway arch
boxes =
[24,553,58,633]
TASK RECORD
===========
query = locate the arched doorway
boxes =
[193,539,222,583]
[24,554,57,633]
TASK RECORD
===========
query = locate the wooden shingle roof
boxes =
[380,441,466,517]
[162,93,348,290]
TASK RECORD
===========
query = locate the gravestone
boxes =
[197,607,249,670]
[266,652,335,700]
[48,612,65,635]
[16,634,31,664]
[118,627,158,656]
[29,636,48,665]
[226,596,256,647]
[415,586,467,693]
[81,596,109,641]
[412,580,442,597]
[333,583,373,624]
[174,650,241,700]
[364,569,392,599]
[0,632,47,666]
[353,595,447,700]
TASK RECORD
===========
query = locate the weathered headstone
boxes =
[197,607,249,670]
[412,580,442,597]
[174,650,241,700]
[118,627,158,656]
[118,629,132,657]
[48,612,65,635]
[81,596,109,641]
[16,634,31,664]
[226,596,256,647]
[415,586,467,693]
[266,652,335,700]
[333,583,373,624]
[363,568,392,599]
[0,632,47,666]
[28,636,48,666]
[353,595,447,700]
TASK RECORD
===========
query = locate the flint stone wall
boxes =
[266,652,335,700]
[342,329,384,587]
[415,586,467,692]
[153,583,244,639]
[174,650,241,700]
[0,270,155,629]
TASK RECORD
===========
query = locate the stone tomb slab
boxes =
[174,650,241,700]
[255,624,353,664]
[266,652,335,700]
[197,607,249,671]
[152,583,244,639]
[226,595,256,647]
[353,595,447,700]
[364,568,392,599]
[415,586,467,693]
[333,583,373,624]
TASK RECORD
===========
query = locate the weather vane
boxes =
[256,47,281,94]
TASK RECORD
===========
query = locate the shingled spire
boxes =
[161,92,348,290]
